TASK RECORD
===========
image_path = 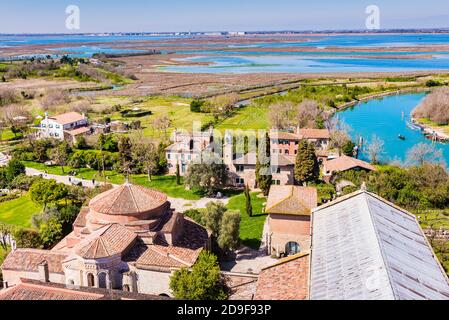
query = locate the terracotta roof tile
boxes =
[266,186,318,216]
[255,253,310,300]
[89,183,167,216]
[1,249,68,274]
[323,155,376,174]
[299,128,330,139]
[49,112,86,125]
[76,224,137,259]
[64,126,91,136]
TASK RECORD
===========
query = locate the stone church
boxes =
[1,183,211,297]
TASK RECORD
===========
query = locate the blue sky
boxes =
[2,0,449,33]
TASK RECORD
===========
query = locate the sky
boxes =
[1,0,449,34]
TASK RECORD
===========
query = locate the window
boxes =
[295,150,298,155]
[98,273,107,289]
[56,125,60,129]
[167,153,171,160]
[295,141,299,145]
[41,124,46,128]
[123,284,130,292]
[235,178,245,185]
[236,165,244,172]
[49,124,53,129]
[285,242,300,256]
[285,150,289,155]
[272,180,281,185]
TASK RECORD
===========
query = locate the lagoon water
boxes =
[338,93,449,165]
[4,33,449,73]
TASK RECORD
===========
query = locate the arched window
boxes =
[285,242,300,256]
[68,279,75,286]
[123,285,130,292]
[98,272,107,289]
[159,293,170,297]
[87,273,95,287]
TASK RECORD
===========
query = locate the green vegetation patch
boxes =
[226,192,267,250]
[0,193,42,228]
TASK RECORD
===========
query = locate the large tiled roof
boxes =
[269,131,299,140]
[49,112,86,125]
[323,155,376,173]
[1,249,68,274]
[299,128,331,139]
[0,279,171,300]
[265,185,318,216]
[89,183,167,215]
[64,126,91,136]
[310,190,449,300]
[255,253,310,300]
[76,224,137,259]
[131,218,209,270]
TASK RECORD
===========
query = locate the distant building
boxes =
[322,155,376,181]
[38,112,91,143]
[265,185,318,257]
[165,128,214,176]
[309,190,449,300]
[223,131,296,188]
[270,128,331,156]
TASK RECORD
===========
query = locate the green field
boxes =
[0,193,42,228]
[216,105,270,131]
[226,192,268,250]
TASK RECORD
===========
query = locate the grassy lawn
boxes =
[0,193,41,228]
[130,175,203,200]
[216,105,270,131]
[226,192,268,250]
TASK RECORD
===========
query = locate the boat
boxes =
[398,134,406,141]
[406,121,422,131]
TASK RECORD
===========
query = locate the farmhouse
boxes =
[38,112,91,143]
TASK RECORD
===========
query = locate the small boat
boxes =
[398,134,406,141]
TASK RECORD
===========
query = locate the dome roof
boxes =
[89,183,167,216]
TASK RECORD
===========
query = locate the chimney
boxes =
[38,261,49,283]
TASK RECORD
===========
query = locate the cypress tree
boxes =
[244,184,253,217]
[256,132,272,196]
[176,163,181,185]
[294,140,319,185]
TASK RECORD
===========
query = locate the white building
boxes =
[39,112,90,142]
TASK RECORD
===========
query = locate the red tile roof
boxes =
[265,186,318,216]
[1,249,68,274]
[49,112,86,125]
[255,253,310,300]
[76,224,137,259]
[89,183,167,216]
[0,282,103,300]
[64,126,91,136]
[299,128,330,139]
[323,155,376,174]
[0,279,171,300]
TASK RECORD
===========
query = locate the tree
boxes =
[117,136,133,174]
[244,185,253,217]
[217,210,241,255]
[294,140,319,185]
[185,163,228,196]
[50,141,71,173]
[169,251,229,300]
[176,162,181,185]
[256,132,272,196]
[406,143,445,166]
[202,201,227,237]
[190,99,205,113]
[97,134,118,152]
[30,179,68,208]
[5,158,25,182]
[412,88,449,125]
[342,140,356,157]
[39,217,63,248]
[132,140,158,181]
[366,135,384,164]
[0,223,12,251]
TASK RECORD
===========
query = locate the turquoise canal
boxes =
[338,93,449,165]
